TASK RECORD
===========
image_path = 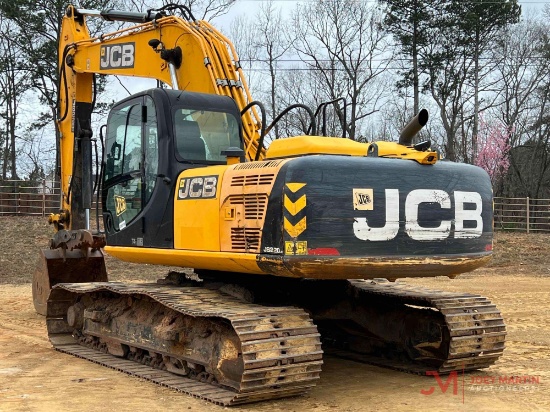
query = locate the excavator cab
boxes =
[102,88,243,249]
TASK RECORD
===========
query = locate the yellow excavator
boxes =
[33,5,506,406]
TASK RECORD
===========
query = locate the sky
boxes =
[112,0,549,97]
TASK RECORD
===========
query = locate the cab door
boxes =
[103,95,159,246]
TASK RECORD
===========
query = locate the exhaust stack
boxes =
[399,109,428,146]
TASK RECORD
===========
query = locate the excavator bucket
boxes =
[33,248,108,315]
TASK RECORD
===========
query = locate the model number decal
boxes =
[178,176,218,200]
[262,246,282,254]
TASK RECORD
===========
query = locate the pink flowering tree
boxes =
[475,113,512,188]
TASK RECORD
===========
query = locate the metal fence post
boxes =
[15,180,19,215]
[42,179,46,217]
[526,197,530,234]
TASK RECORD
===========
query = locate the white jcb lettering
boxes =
[202,176,217,197]
[122,44,135,67]
[406,190,451,241]
[353,190,483,242]
[100,43,135,69]
[454,191,483,239]
[189,177,204,198]
[353,189,399,241]
[110,45,122,68]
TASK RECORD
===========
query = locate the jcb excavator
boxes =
[33,5,506,406]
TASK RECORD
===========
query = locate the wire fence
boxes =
[494,197,550,233]
[1,180,549,233]
[0,180,100,217]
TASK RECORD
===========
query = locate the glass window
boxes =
[144,96,158,203]
[103,96,158,232]
[173,108,241,162]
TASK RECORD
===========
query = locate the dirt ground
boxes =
[0,217,549,412]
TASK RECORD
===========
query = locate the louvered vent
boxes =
[229,194,268,219]
[231,174,275,187]
[234,160,284,170]
[231,228,262,252]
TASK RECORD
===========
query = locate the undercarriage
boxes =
[46,274,506,406]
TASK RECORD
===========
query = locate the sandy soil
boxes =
[0,217,549,411]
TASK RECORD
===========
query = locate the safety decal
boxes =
[178,176,218,200]
[283,183,307,238]
[285,241,308,256]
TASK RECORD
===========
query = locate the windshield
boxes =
[173,108,241,162]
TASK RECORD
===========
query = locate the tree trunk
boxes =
[268,53,279,139]
[412,0,419,116]
[473,25,480,163]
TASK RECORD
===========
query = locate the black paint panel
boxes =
[260,156,493,258]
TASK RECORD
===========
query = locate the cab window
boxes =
[173,108,241,163]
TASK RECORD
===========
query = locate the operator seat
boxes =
[174,114,206,161]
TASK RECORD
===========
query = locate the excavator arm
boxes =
[37,4,269,313]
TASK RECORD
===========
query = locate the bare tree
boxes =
[133,0,236,21]
[290,0,392,141]
[0,16,27,179]
[252,2,294,139]
[490,15,550,197]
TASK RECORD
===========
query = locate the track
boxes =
[46,283,323,406]
[327,279,507,374]
[45,279,506,405]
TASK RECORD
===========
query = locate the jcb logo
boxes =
[114,195,127,216]
[178,176,218,200]
[353,189,483,241]
[100,42,135,69]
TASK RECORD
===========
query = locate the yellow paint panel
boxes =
[265,136,437,165]
[173,166,227,251]
[266,135,368,159]
[105,246,262,274]
[286,183,306,193]
[284,216,307,238]
[370,141,438,165]
[284,194,307,216]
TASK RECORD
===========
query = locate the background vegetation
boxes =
[0,0,548,197]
